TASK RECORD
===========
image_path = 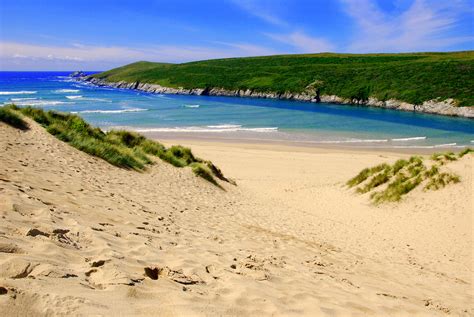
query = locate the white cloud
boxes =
[213,41,279,56]
[232,1,335,53]
[0,41,281,70]
[231,0,287,26]
[265,31,335,53]
[340,0,473,52]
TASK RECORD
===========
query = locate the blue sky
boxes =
[1,0,473,70]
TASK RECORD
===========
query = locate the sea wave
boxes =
[316,139,389,144]
[391,144,464,149]
[133,125,278,133]
[72,108,148,114]
[7,100,71,106]
[207,124,242,129]
[80,97,112,102]
[391,136,426,142]
[54,89,80,93]
[433,143,457,148]
[66,95,83,99]
[10,97,37,101]
[0,91,37,95]
[184,104,200,108]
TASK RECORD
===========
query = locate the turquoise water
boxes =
[1,71,473,148]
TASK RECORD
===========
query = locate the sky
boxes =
[0,0,473,70]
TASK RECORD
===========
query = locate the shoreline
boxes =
[82,76,474,119]
[142,132,464,155]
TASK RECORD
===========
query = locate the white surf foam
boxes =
[13,100,71,106]
[0,91,37,95]
[207,124,242,129]
[66,95,83,100]
[316,139,389,144]
[72,108,148,114]
[433,143,457,148]
[391,144,463,149]
[80,97,112,103]
[184,104,200,108]
[10,97,37,101]
[133,125,278,133]
[391,136,427,142]
[54,89,80,93]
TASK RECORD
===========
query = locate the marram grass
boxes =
[347,150,470,203]
[0,105,232,187]
[0,106,28,130]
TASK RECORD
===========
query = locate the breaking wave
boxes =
[54,89,80,93]
[391,136,426,142]
[10,97,37,101]
[0,91,37,95]
[72,108,148,114]
[6,100,71,106]
[133,125,278,133]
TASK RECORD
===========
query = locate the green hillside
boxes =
[93,51,474,106]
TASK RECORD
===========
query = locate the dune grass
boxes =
[458,148,474,158]
[0,106,29,130]
[0,105,231,187]
[347,150,470,203]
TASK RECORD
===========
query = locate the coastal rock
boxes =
[69,71,86,78]
[80,77,474,119]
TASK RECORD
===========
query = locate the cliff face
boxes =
[84,77,474,118]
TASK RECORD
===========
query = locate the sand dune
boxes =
[0,120,472,316]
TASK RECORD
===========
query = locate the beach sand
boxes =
[0,121,472,316]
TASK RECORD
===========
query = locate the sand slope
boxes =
[0,121,472,316]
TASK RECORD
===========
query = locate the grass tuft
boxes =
[0,105,29,130]
[371,175,422,203]
[348,152,462,203]
[346,163,389,187]
[458,148,473,158]
[431,152,458,164]
[190,162,222,188]
[424,173,460,190]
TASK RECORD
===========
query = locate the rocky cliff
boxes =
[82,76,474,118]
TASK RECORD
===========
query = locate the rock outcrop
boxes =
[82,77,474,119]
[69,71,87,78]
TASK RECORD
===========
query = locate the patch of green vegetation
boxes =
[424,172,460,191]
[356,165,392,194]
[371,174,423,203]
[0,106,28,130]
[1,105,231,187]
[346,163,389,187]
[190,162,221,188]
[458,148,474,158]
[348,151,466,203]
[94,51,474,106]
[431,152,458,164]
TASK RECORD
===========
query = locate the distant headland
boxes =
[75,51,474,118]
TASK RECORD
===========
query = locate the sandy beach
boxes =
[0,120,472,316]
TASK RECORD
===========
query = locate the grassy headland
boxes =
[93,51,474,106]
[0,105,231,187]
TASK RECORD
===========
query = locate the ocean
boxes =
[1,71,473,149]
